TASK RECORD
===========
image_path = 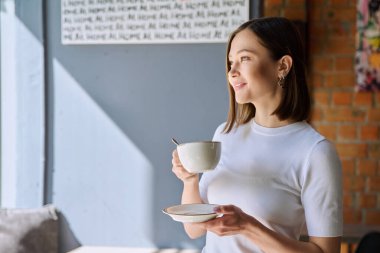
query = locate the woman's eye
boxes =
[241,56,250,61]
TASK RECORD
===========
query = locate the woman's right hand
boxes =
[172,149,205,239]
[172,149,198,183]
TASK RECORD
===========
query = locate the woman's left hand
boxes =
[195,205,256,236]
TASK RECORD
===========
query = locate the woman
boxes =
[172,17,342,253]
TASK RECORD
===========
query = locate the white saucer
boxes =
[162,203,219,223]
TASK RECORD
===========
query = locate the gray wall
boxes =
[2,0,260,249]
[46,0,228,249]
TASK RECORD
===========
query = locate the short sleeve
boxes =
[301,139,343,237]
[199,123,225,204]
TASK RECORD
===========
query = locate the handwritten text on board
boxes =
[61,0,249,44]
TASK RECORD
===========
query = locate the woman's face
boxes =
[228,29,281,105]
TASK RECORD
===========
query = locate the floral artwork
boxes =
[356,0,380,91]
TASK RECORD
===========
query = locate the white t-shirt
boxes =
[199,119,342,253]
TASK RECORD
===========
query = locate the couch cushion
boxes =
[0,205,58,253]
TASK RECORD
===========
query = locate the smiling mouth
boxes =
[232,83,246,90]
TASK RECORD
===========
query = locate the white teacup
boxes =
[177,141,221,173]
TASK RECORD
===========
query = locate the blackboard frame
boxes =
[249,0,263,19]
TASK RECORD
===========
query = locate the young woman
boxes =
[172,17,342,253]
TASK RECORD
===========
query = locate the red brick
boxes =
[312,57,334,72]
[286,0,305,7]
[366,210,380,225]
[309,7,322,21]
[336,143,367,158]
[369,143,380,159]
[343,208,362,224]
[313,91,330,105]
[376,93,380,107]
[343,176,366,191]
[343,193,354,208]
[360,125,380,140]
[324,73,356,88]
[310,39,325,54]
[351,23,357,35]
[327,21,355,38]
[368,176,380,191]
[310,107,324,121]
[325,108,366,122]
[358,159,378,176]
[316,124,337,140]
[332,92,352,105]
[354,92,373,106]
[329,0,349,6]
[338,125,357,140]
[324,74,336,87]
[348,1,357,7]
[265,0,283,7]
[310,73,324,87]
[334,73,357,87]
[368,109,380,122]
[359,194,377,208]
[283,7,306,20]
[325,38,356,54]
[325,7,356,22]
[309,24,325,37]
[335,56,354,71]
[309,0,324,7]
[341,159,355,175]
[265,8,282,17]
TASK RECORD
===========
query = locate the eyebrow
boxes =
[228,49,257,58]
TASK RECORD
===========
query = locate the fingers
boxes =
[172,149,178,158]
[172,165,186,177]
[214,205,239,215]
[203,216,242,236]
[171,149,184,174]
[200,205,250,236]
[171,149,197,182]
[204,214,232,227]
[172,149,182,166]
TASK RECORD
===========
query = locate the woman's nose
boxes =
[229,65,239,77]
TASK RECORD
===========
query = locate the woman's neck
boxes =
[250,89,294,128]
[254,109,294,128]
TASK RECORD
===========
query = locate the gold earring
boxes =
[278,76,285,88]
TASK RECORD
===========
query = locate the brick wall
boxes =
[264,0,380,226]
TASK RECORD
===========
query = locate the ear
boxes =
[277,55,293,77]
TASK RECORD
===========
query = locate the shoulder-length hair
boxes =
[224,17,310,133]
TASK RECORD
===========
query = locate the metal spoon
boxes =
[171,138,180,146]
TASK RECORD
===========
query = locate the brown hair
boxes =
[224,17,310,133]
